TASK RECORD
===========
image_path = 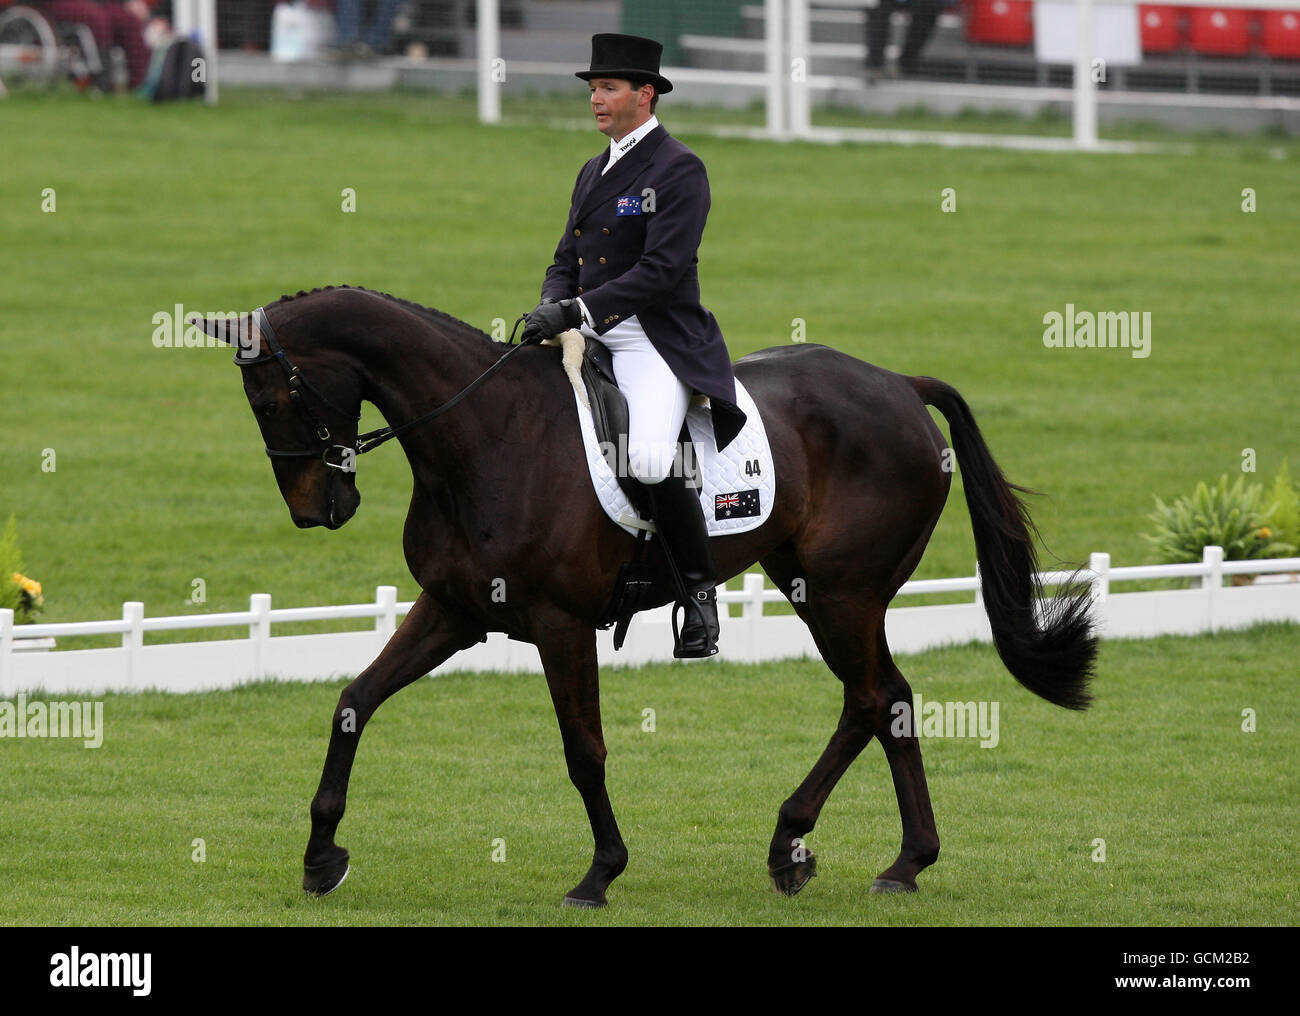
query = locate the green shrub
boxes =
[1141,474,1297,564]
[1263,459,1300,553]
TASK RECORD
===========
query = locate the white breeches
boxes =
[581,315,691,484]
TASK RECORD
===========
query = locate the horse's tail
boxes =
[912,376,1096,710]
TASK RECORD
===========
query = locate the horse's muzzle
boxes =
[291,484,360,530]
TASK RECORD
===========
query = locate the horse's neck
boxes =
[355,312,522,477]
[352,309,485,404]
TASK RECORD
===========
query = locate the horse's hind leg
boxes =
[761,554,883,894]
[762,554,939,895]
[766,675,878,896]
[869,635,940,893]
[303,592,481,895]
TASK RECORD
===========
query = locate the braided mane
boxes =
[269,285,498,344]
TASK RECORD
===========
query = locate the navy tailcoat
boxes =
[540,125,746,451]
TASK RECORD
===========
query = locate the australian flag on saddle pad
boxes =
[715,489,760,521]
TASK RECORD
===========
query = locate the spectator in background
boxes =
[335,0,400,57]
[41,0,155,87]
[865,0,942,80]
[216,0,274,51]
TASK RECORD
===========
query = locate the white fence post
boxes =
[123,601,144,688]
[1089,551,1110,602]
[0,607,13,689]
[1089,551,1110,636]
[249,593,271,682]
[1203,545,1224,632]
[788,0,811,138]
[765,0,788,138]
[477,0,501,125]
[1074,0,1098,150]
[173,0,218,105]
[376,585,398,642]
[197,0,218,105]
[742,572,766,663]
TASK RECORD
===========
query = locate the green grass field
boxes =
[2,89,1298,625]
[1,625,1296,926]
[2,89,1299,927]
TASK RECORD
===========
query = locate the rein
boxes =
[236,306,530,468]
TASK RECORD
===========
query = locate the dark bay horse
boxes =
[197,285,1095,907]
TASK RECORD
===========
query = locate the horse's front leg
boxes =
[536,620,628,908]
[303,592,481,895]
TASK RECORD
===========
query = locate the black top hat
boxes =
[575,33,673,95]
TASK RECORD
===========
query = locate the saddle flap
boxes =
[579,339,650,517]
[583,336,617,388]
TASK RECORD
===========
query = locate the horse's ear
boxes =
[188,313,235,344]
[188,312,262,358]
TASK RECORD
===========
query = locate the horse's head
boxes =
[195,307,363,530]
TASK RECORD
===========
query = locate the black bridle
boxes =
[234,306,531,471]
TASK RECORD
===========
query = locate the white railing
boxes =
[775,0,1300,148]
[464,0,1300,151]
[2,546,1297,695]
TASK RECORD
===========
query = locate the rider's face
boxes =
[589,79,651,142]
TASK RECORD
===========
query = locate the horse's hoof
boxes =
[870,877,917,894]
[303,848,351,896]
[769,852,818,896]
[562,894,607,909]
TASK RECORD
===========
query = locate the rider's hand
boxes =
[521,298,582,345]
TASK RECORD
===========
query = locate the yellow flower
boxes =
[1258,527,1272,539]
[13,573,41,597]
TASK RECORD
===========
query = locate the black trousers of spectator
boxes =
[866,0,941,72]
[217,0,275,50]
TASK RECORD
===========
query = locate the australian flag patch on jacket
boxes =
[616,195,642,216]
[715,489,761,521]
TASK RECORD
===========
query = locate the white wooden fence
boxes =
[2,546,1297,696]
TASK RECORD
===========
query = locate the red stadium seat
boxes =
[1187,8,1251,57]
[1260,11,1300,59]
[963,0,1034,47]
[1138,5,1184,53]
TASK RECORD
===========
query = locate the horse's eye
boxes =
[260,402,278,419]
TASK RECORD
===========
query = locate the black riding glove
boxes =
[521,298,582,345]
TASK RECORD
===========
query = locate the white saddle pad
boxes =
[571,376,776,538]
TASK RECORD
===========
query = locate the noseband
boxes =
[234,306,532,472]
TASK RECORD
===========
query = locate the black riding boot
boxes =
[644,473,720,658]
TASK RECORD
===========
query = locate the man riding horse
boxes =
[520,33,745,660]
